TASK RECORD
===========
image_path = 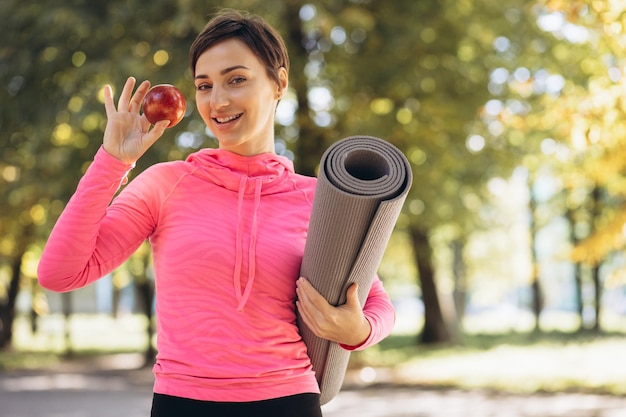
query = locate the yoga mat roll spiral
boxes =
[298,135,412,405]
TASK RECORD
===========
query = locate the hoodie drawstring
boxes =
[234,177,263,312]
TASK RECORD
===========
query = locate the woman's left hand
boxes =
[296,277,371,347]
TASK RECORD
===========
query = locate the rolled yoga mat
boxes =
[298,135,412,405]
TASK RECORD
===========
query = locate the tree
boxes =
[0,0,215,348]
[502,0,626,331]
[0,0,300,350]
[291,0,554,342]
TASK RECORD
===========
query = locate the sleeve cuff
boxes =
[96,146,135,170]
[93,146,135,184]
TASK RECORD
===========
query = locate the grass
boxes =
[349,330,626,395]
[0,350,62,372]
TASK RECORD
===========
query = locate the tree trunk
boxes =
[136,278,155,366]
[591,264,601,332]
[62,291,73,357]
[573,263,584,329]
[528,176,543,331]
[134,251,155,367]
[565,204,584,330]
[283,1,327,177]
[530,276,543,332]
[589,185,603,333]
[29,278,40,334]
[408,224,451,344]
[451,239,467,326]
[0,254,23,349]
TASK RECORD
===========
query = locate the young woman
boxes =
[38,9,395,417]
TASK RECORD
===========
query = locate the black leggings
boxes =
[150,392,323,417]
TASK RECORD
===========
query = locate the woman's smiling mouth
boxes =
[214,113,243,124]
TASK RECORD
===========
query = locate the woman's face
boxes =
[194,38,288,156]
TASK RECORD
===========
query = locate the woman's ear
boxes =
[275,67,288,99]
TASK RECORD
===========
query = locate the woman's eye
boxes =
[196,84,212,91]
[231,76,246,85]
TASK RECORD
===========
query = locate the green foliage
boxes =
[296,0,519,231]
[2,0,533,253]
[493,1,626,267]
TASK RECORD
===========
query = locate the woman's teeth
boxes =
[216,114,242,123]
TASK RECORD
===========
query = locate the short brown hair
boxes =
[189,9,290,87]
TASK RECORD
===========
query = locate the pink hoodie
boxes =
[38,146,395,402]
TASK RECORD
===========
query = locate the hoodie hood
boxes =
[186,148,296,195]
[185,148,297,312]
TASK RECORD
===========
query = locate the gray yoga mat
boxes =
[298,135,412,405]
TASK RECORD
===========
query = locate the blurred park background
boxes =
[3,0,626,404]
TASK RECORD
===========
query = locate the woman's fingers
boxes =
[103,85,115,118]
[117,77,136,113]
[297,278,330,313]
[296,278,333,333]
[105,77,150,116]
[129,80,151,114]
[143,120,169,147]
[101,77,160,164]
[296,278,371,346]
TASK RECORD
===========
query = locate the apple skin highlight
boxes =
[142,84,186,128]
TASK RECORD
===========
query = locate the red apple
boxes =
[141,84,186,128]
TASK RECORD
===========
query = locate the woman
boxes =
[38,9,395,417]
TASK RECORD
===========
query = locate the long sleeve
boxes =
[341,276,395,351]
[37,147,153,292]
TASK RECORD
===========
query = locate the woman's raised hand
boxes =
[102,77,169,165]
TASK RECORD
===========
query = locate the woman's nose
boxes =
[210,85,229,108]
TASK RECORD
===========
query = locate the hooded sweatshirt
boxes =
[37,146,396,402]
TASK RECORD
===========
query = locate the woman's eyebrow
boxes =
[220,65,250,75]
[195,65,251,80]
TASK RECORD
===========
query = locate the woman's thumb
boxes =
[346,283,360,306]
[145,120,169,146]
